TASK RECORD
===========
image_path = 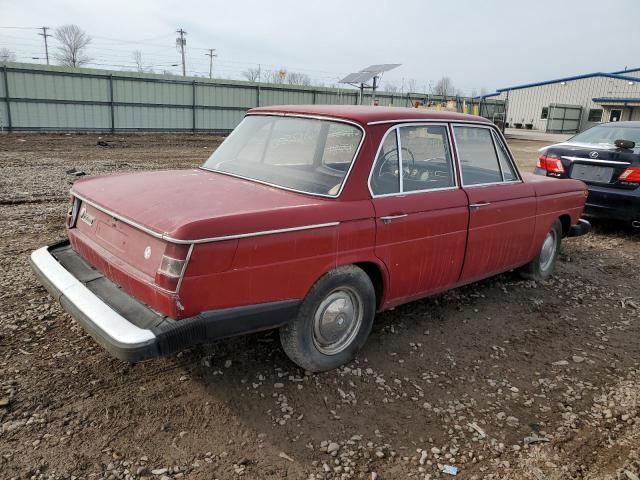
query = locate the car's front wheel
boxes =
[519,219,562,281]
[280,265,376,372]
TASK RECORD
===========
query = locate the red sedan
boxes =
[30,105,590,372]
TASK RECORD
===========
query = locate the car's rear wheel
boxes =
[519,219,562,281]
[280,265,376,372]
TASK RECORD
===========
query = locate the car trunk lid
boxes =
[70,168,351,241]
[547,142,639,188]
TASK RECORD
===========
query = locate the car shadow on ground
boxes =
[587,217,640,239]
[110,220,638,475]
[165,269,549,456]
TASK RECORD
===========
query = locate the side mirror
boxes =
[615,139,635,149]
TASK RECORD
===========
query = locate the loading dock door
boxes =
[546,104,582,133]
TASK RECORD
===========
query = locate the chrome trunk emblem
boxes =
[143,246,152,259]
[79,207,95,226]
[589,151,599,159]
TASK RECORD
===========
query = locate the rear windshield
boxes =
[202,115,363,196]
[571,124,640,147]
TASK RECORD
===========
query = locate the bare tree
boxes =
[433,76,454,97]
[242,67,261,82]
[266,68,287,84]
[480,87,489,96]
[406,79,417,93]
[384,82,399,93]
[0,48,16,62]
[470,88,478,98]
[54,24,91,67]
[286,71,311,86]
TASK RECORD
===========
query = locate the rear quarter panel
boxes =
[178,210,379,318]
[524,174,588,260]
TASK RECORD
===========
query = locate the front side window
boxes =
[370,125,455,195]
[454,126,503,186]
[203,115,363,196]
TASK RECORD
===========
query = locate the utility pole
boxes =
[176,28,187,76]
[204,48,217,79]
[38,26,52,65]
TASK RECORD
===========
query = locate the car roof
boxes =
[248,105,491,126]
[595,121,640,128]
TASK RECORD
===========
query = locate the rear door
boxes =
[452,124,536,283]
[370,123,469,303]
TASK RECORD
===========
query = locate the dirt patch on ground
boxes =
[0,133,639,480]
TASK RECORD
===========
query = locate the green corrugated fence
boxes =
[0,62,505,133]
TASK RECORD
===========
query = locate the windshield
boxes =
[202,115,363,196]
[570,124,640,147]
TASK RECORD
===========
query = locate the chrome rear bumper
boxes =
[30,241,299,362]
[30,245,158,361]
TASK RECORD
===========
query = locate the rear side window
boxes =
[370,130,400,195]
[492,131,518,181]
[454,126,502,186]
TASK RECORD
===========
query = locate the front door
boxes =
[370,124,469,304]
[452,125,536,283]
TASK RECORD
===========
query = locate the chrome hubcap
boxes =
[313,287,363,355]
[539,229,557,271]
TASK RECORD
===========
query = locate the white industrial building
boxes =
[483,67,640,133]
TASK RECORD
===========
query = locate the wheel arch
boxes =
[352,260,387,310]
[558,213,571,237]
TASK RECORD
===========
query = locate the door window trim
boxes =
[450,123,522,188]
[368,122,459,198]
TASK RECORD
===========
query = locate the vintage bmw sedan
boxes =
[30,105,591,371]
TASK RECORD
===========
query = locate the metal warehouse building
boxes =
[484,67,640,133]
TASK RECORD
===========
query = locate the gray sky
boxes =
[2,0,639,95]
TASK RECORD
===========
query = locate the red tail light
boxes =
[618,166,640,183]
[66,196,80,228]
[537,155,565,174]
[155,243,191,292]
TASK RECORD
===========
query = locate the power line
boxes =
[0,27,355,86]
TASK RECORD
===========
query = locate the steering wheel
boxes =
[372,147,415,193]
[376,147,415,175]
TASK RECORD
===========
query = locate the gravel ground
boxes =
[0,133,639,480]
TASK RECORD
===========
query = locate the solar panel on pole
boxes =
[339,72,377,84]
[360,64,402,74]
[338,64,401,105]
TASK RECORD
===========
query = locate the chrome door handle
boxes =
[380,214,408,224]
[470,202,491,209]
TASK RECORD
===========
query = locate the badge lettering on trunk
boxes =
[79,207,95,226]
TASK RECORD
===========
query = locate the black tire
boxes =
[519,219,562,281]
[279,265,376,372]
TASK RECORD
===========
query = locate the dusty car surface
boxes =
[30,105,591,372]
